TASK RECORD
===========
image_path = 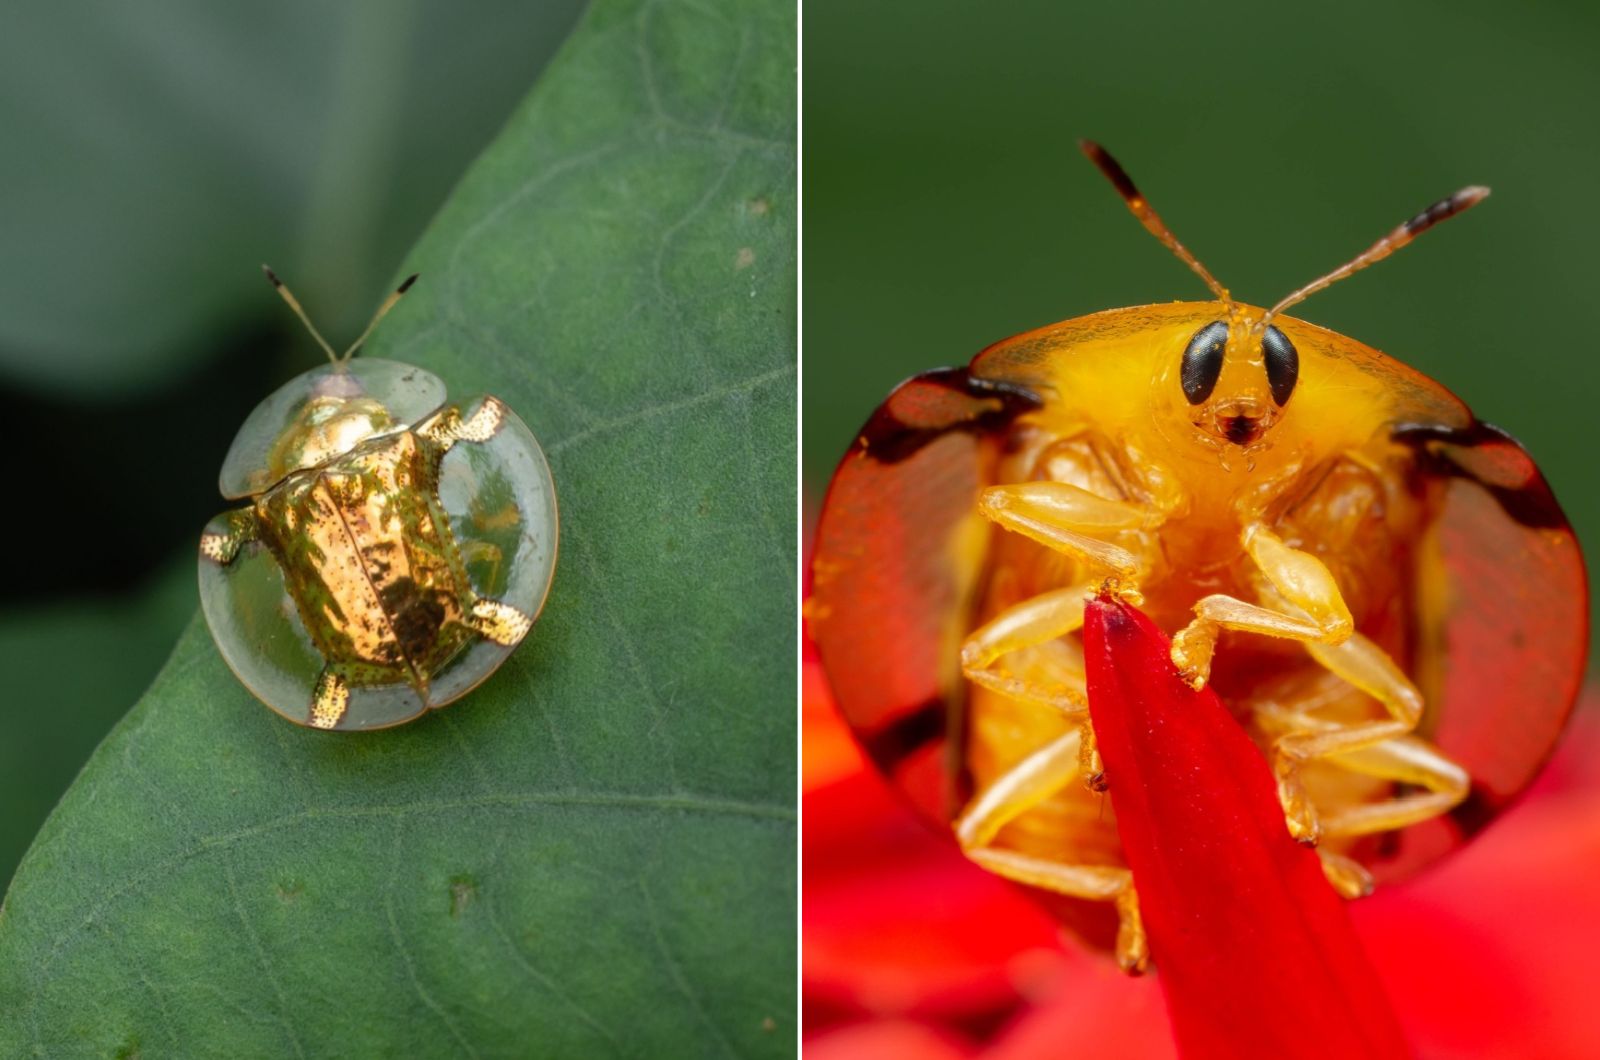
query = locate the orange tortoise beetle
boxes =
[809,143,1588,972]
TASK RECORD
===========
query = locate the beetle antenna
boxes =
[1262,185,1490,327]
[1079,140,1233,308]
[339,273,419,362]
[262,265,340,365]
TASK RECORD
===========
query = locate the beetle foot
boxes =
[1114,888,1149,975]
[1276,769,1322,845]
[468,598,533,646]
[1095,577,1144,608]
[1318,850,1375,899]
[456,396,508,442]
[1079,723,1108,792]
[199,509,256,566]
[310,668,350,730]
[1169,620,1217,690]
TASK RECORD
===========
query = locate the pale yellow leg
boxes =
[965,483,1156,781]
[1305,633,1422,726]
[961,584,1094,712]
[1077,717,1107,792]
[1274,633,1442,843]
[310,667,350,730]
[1168,522,1454,844]
[955,731,1147,972]
[957,471,1161,968]
[1171,523,1355,687]
[1319,733,1469,838]
[977,482,1151,578]
[1318,850,1375,898]
[467,598,533,646]
[961,590,1101,786]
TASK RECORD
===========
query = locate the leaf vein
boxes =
[482,833,627,1056]
[385,818,480,1058]
[26,787,794,1023]
[563,533,683,789]
[224,852,308,1059]
[640,875,739,1058]
[546,363,792,456]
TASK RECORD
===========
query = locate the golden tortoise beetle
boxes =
[198,269,558,731]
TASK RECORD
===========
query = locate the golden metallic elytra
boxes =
[809,143,1587,973]
[198,270,558,731]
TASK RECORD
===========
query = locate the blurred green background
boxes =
[804,0,1599,653]
[0,0,586,887]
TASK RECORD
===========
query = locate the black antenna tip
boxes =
[1078,141,1141,204]
[397,273,419,294]
[262,264,283,288]
[1402,185,1492,238]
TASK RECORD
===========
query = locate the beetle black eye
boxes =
[1180,321,1228,405]
[1262,325,1299,406]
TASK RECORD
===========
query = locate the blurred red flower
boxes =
[804,629,1600,1059]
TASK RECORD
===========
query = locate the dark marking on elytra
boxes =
[860,698,946,769]
[1446,783,1498,837]
[1392,421,1567,530]
[381,577,450,659]
[854,693,977,823]
[857,367,1042,465]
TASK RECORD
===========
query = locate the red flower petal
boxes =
[807,1019,975,1060]
[1084,595,1410,1059]
[803,645,1062,1023]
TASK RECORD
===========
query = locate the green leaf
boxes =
[0,558,196,888]
[0,0,796,1055]
[0,0,586,396]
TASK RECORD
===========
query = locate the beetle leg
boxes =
[198,508,258,566]
[964,610,1104,788]
[1251,634,1464,844]
[1170,523,1354,686]
[1270,652,1463,844]
[1274,634,1430,842]
[310,666,352,730]
[961,584,1095,713]
[417,396,509,452]
[1317,850,1375,899]
[1278,727,1469,847]
[978,482,1156,579]
[1316,733,1470,839]
[466,598,533,646]
[955,729,1147,973]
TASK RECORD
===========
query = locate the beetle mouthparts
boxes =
[1223,415,1262,446]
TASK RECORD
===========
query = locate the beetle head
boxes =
[1173,311,1298,450]
[266,392,397,481]
[247,267,422,481]
[1081,139,1488,452]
